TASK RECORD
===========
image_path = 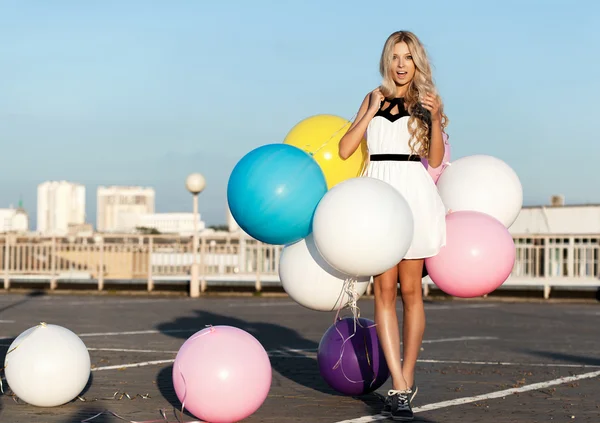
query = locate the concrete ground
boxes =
[0,292,598,422]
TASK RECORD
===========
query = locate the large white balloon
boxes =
[4,323,91,407]
[279,234,370,311]
[436,155,523,228]
[312,177,414,277]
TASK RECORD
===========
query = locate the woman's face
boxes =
[390,41,416,88]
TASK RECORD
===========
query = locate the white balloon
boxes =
[279,234,370,311]
[4,323,91,407]
[437,155,523,228]
[312,177,414,277]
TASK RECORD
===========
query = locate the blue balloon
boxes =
[227,144,327,245]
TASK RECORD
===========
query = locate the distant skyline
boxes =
[2,1,599,226]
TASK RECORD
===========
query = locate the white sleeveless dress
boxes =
[364,97,446,259]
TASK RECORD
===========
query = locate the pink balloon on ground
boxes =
[425,211,516,298]
[172,326,271,423]
[421,132,451,183]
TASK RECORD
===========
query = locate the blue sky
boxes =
[1,0,599,227]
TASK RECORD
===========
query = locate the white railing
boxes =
[1,233,598,298]
[498,234,600,298]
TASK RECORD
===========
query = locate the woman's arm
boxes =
[428,119,444,168]
[421,93,445,168]
[339,88,383,160]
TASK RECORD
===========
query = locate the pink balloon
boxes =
[172,326,271,423]
[425,211,516,298]
[421,132,451,183]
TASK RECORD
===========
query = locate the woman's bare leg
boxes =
[373,265,407,390]
[397,259,426,388]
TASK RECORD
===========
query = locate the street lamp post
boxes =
[186,173,206,298]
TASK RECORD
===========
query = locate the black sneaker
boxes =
[381,383,417,417]
[389,389,414,421]
[410,382,418,402]
[381,391,394,416]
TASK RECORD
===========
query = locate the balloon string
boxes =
[177,325,215,421]
[296,112,359,157]
[81,410,167,423]
[78,391,152,402]
[2,388,155,405]
[80,409,204,423]
[79,325,217,423]
[331,278,377,387]
[308,117,356,156]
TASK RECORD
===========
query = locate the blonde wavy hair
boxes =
[379,31,448,157]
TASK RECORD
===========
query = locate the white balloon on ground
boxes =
[436,155,523,228]
[4,323,91,407]
[312,177,414,277]
[279,234,370,311]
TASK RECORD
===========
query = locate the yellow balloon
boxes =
[284,115,367,189]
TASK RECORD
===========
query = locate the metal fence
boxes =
[1,233,599,298]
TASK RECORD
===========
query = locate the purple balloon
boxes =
[317,317,389,396]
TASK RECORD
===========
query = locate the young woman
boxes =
[339,31,448,421]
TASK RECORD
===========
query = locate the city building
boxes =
[37,181,85,235]
[96,186,155,232]
[507,197,599,281]
[68,223,94,237]
[0,201,29,233]
[118,212,205,235]
[509,197,600,235]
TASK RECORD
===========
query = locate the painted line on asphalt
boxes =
[565,310,600,316]
[423,304,498,310]
[92,359,175,372]
[227,301,298,307]
[67,299,176,306]
[418,358,600,369]
[333,369,600,422]
[0,328,197,341]
[228,301,500,309]
[78,329,197,337]
[265,338,499,358]
[422,336,498,344]
[87,347,179,354]
[267,349,600,369]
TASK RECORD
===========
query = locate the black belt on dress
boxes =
[369,154,421,162]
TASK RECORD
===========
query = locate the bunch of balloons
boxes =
[227,114,417,309]
[423,153,522,298]
[227,114,417,396]
[226,111,523,394]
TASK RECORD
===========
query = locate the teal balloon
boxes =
[227,144,327,245]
